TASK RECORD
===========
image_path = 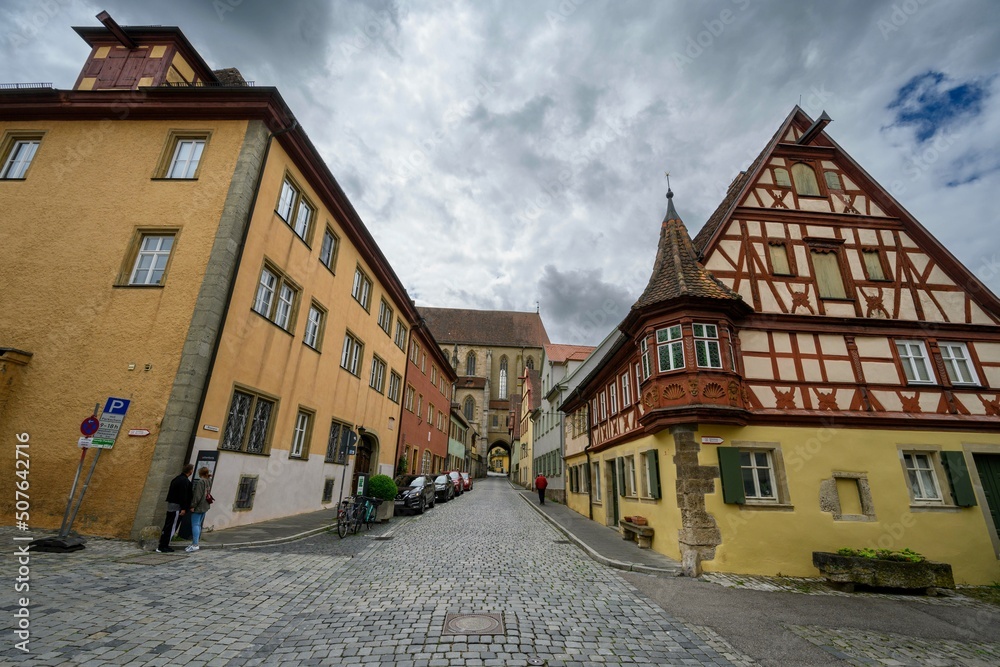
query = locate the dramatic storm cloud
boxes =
[4,0,999,344]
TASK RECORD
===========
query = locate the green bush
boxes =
[836,547,925,563]
[367,474,398,502]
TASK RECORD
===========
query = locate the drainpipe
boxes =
[183,119,299,464]
[584,427,593,521]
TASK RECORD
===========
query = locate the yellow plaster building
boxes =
[0,15,417,538]
[562,108,1000,584]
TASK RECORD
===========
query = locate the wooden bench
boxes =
[619,520,654,549]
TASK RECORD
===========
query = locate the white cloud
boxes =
[3,0,999,344]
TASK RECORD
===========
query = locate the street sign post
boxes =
[91,397,130,449]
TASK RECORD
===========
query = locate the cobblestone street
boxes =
[3,478,747,666]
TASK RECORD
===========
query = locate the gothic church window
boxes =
[466,351,476,376]
[499,357,508,399]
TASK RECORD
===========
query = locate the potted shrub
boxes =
[812,547,954,594]
[368,474,398,523]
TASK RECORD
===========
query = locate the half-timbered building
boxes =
[562,107,1000,583]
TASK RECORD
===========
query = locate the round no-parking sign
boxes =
[81,416,100,436]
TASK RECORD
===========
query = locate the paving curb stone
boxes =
[510,479,683,577]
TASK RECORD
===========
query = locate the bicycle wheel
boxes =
[352,503,363,534]
[337,508,349,538]
[365,500,377,529]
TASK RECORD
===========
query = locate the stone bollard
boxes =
[138,525,160,551]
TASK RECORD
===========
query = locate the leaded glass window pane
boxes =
[221,391,252,451]
[246,398,274,454]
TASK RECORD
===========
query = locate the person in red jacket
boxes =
[535,474,548,505]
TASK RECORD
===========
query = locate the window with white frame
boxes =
[394,321,407,350]
[376,298,393,335]
[939,342,979,385]
[252,263,298,331]
[640,337,651,379]
[0,136,41,179]
[388,370,402,403]
[656,324,685,372]
[404,384,415,412]
[289,409,313,459]
[420,352,426,374]
[303,303,325,350]
[431,366,437,385]
[220,388,276,455]
[592,462,601,501]
[641,450,659,498]
[340,331,363,376]
[369,355,386,393]
[740,450,776,501]
[416,394,423,419]
[600,391,608,421]
[128,233,176,285]
[428,403,435,424]
[275,177,314,243]
[693,323,723,369]
[166,138,205,178]
[895,340,934,384]
[351,267,372,310]
[902,452,942,501]
[625,455,637,496]
[319,227,339,272]
[621,372,631,406]
[609,383,618,414]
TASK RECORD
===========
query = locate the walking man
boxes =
[535,473,548,505]
[157,463,194,553]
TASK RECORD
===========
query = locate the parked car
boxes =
[460,472,472,491]
[432,474,455,502]
[447,471,464,496]
[394,475,436,514]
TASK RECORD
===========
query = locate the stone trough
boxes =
[812,551,955,595]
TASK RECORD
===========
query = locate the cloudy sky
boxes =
[3,0,999,345]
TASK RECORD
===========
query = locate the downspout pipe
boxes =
[183,119,299,464]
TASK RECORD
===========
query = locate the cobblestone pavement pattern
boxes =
[2,478,749,666]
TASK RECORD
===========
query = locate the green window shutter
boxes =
[941,451,977,507]
[717,447,745,504]
[647,449,661,499]
[617,457,626,496]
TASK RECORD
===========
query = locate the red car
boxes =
[460,472,472,491]
[447,471,464,496]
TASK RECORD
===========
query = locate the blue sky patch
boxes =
[887,71,990,143]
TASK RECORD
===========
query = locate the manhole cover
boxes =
[116,553,187,565]
[442,613,505,635]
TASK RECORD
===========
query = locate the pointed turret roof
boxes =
[632,189,743,310]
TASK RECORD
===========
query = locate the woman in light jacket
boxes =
[186,467,212,552]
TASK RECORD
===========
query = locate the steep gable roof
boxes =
[419,307,550,347]
[692,106,1000,317]
[632,190,744,310]
[692,108,795,254]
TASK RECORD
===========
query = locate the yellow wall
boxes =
[0,119,249,537]
[565,452,590,517]
[594,431,684,559]
[696,424,1000,584]
[588,424,999,583]
[192,140,408,528]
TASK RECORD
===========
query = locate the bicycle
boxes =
[336,497,360,538]
[336,496,381,537]
[353,496,380,533]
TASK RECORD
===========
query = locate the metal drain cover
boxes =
[442,613,505,635]
[553,540,571,544]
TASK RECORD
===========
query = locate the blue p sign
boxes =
[103,397,131,415]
